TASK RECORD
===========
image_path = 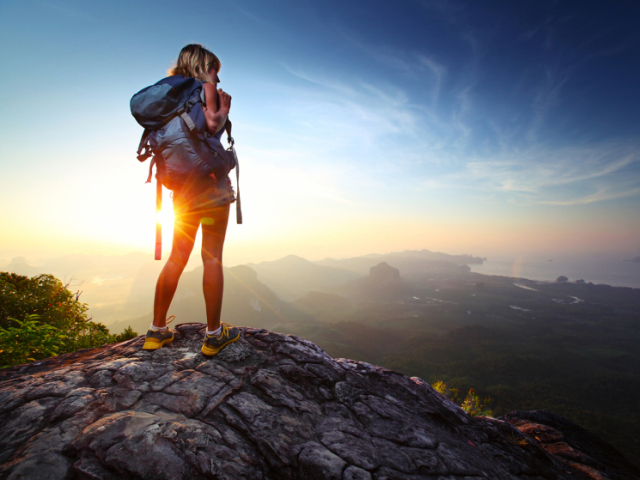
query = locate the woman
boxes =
[142,44,239,355]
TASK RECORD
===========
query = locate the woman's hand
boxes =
[218,89,231,111]
[202,83,230,134]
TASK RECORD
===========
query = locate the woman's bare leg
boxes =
[152,217,200,328]
[201,205,230,332]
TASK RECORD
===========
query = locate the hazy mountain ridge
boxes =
[108,264,315,336]
[315,253,474,281]
[3,249,635,326]
[361,248,486,263]
[246,255,361,301]
[329,261,413,304]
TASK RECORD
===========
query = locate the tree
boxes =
[1,272,89,330]
[0,272,138,368]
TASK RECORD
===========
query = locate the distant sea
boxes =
[468,253,640,289]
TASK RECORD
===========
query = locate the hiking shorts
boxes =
[172,176,235,226]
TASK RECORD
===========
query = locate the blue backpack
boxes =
[130,75,242,222]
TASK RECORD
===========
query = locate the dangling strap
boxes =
[225,118,232,143]
[145,157,156,184]
[225,120,242,224]
[230,141,242,224]
[155,173,162,260]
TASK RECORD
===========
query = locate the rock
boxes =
[343,465,372,480]
[0,323,638,479]
[503,410,640,480]
[216,340,252,362]
[298,442,346,480]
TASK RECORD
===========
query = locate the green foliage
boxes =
[114,326,138,343]
[433,380,493,417]
[0,272,138,368]
[0,272,88,331]
[432,380,446,395]
[0,314,67,367]
[460,388,493,417]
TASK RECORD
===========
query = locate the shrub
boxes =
[433,380,493,417]
[0,314,67,367]
[114,326,138,343]
[0,272,89,331]
[0,272,138,368]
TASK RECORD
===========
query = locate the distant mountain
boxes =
[386,249,485,264]
[318,249,484,269]
[339,262,413,301]
[315,254,472,281]
[3,257,41,277]
[120,259,164,318]
[246,254,361,301]
[108,264,314,335]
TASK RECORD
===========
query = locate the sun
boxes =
[157,204,175,227]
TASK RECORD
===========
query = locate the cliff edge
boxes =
[1,323,638,480]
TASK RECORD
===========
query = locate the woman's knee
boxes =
[202,249,223,264]
[201,225,227,262]
[168,249,191,269]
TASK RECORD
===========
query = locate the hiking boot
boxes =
[201,323,240,356]
[142,328,175,350]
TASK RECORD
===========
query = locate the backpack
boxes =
[130,75,242,222]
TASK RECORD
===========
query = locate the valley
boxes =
[4,250,640,466]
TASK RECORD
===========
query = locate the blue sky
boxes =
[0,0,639,264]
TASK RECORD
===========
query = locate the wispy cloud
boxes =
[457,145,640,205]
[333,27,449,106]
[540,186,640,206]
[280,64,423,145]
[279,57,640,208]
[273,21,640,210]
[527,68,569,143]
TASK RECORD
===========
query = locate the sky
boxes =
[1,0,639,267]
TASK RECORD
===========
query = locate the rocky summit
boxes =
[1,324,638,480]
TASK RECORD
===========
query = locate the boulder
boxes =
[1,323,638,479]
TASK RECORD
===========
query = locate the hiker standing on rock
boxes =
[139,44,240,354]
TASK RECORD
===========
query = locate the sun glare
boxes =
[155,202,176,250]
[156,205,175,227]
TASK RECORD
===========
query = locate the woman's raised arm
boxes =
[202,82,231,135]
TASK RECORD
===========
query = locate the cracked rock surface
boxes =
[0,323,637,479]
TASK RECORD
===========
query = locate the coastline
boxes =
[468,255,640,289]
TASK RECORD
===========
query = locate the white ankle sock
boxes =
[150,324,167,333]
[207,325,222,337]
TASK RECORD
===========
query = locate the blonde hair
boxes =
[169,44,220,83]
